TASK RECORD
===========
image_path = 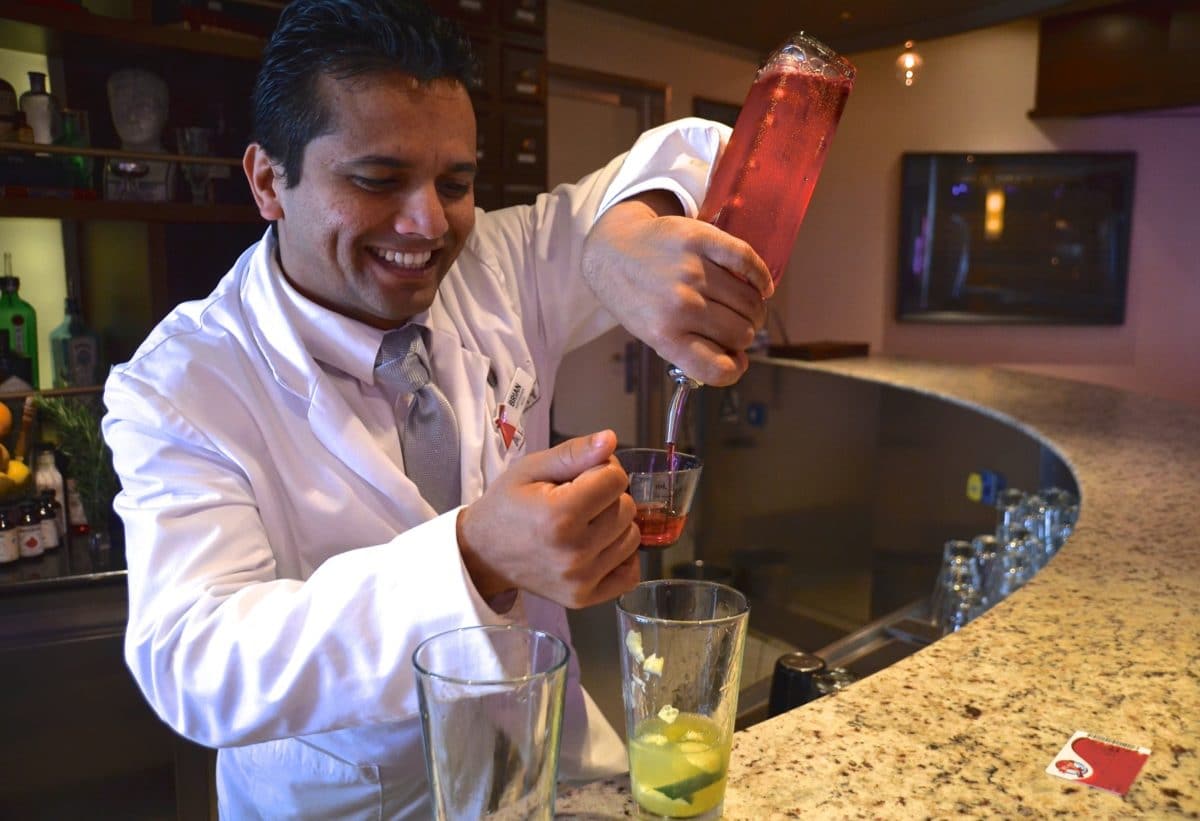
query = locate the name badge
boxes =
[495,367,535,450]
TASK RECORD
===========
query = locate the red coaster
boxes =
[1046,731,1151,796]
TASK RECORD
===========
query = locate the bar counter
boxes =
[559,356,1200,818]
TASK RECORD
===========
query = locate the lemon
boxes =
[6,459,30,486]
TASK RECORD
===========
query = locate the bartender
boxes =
[101,0,772,816]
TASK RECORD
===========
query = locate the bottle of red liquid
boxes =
[698,32,856,284]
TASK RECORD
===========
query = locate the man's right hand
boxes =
[456,430,641,610]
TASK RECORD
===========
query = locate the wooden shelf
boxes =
[0,5,264,61]
[0,197,262,223]
[0,141,243,167]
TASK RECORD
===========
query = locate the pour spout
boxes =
[665,366,702,445]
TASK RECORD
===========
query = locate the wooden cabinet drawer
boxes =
[501,44,545,102]
[474,110,501,170]
[429,0,497,26]
[502,113,546,178]
[501,0,545,33]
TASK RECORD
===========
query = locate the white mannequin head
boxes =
[107,68,169,152]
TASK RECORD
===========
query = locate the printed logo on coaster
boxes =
[1046,731,1151,796]
[495,367,534,450]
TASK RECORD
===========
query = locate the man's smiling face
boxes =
[271,72,477,328]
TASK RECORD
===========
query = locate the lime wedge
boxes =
[655,769,723,802]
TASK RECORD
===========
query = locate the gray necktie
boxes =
[375,326,461,514]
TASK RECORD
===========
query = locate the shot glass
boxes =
[615,449,703,549]
[616,580,749,820]
[413,625,569,820]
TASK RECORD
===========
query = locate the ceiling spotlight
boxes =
[895,40,924,87]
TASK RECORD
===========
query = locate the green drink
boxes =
[629,711,729,818]
[617,581,749,820]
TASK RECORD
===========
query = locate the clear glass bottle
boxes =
[16,501,43,559]
[0,507,18,565]
[18,71,61,145]
[34,446,67,538]
[0,255,39,388]
[50,298,101,388]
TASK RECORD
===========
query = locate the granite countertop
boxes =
[558,357,1199,819]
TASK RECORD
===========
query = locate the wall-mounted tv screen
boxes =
[896,152,1135,325]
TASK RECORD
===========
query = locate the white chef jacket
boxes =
[102,117,728,819]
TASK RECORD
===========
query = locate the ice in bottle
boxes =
[698,32,856,284]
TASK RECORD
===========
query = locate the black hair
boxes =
[251,0,475,187]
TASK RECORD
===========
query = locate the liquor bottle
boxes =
[50,298,101,387]
[0,255,39,388]
[661,32,857,441]
[16,501,43,559]
[36,492,60,551]
[18,71,61,146]
[0,330,33,389]
[697,31,856,285]
[34,445,67,538]
[0,507,18,565]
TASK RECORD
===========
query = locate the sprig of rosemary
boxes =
[35,395,119,532]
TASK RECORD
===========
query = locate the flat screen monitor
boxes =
[896,152,1135,325]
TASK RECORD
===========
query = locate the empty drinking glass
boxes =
[940,586,985,634]
[995,487,1027,545]
[930,539,984,633]
[984,525,1037,604]
[970,534,1000,607]
[1040,487,1080,555]
[413,625,569,820]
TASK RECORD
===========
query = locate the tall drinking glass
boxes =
[617,580,749,820]
[413,625,568,820]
